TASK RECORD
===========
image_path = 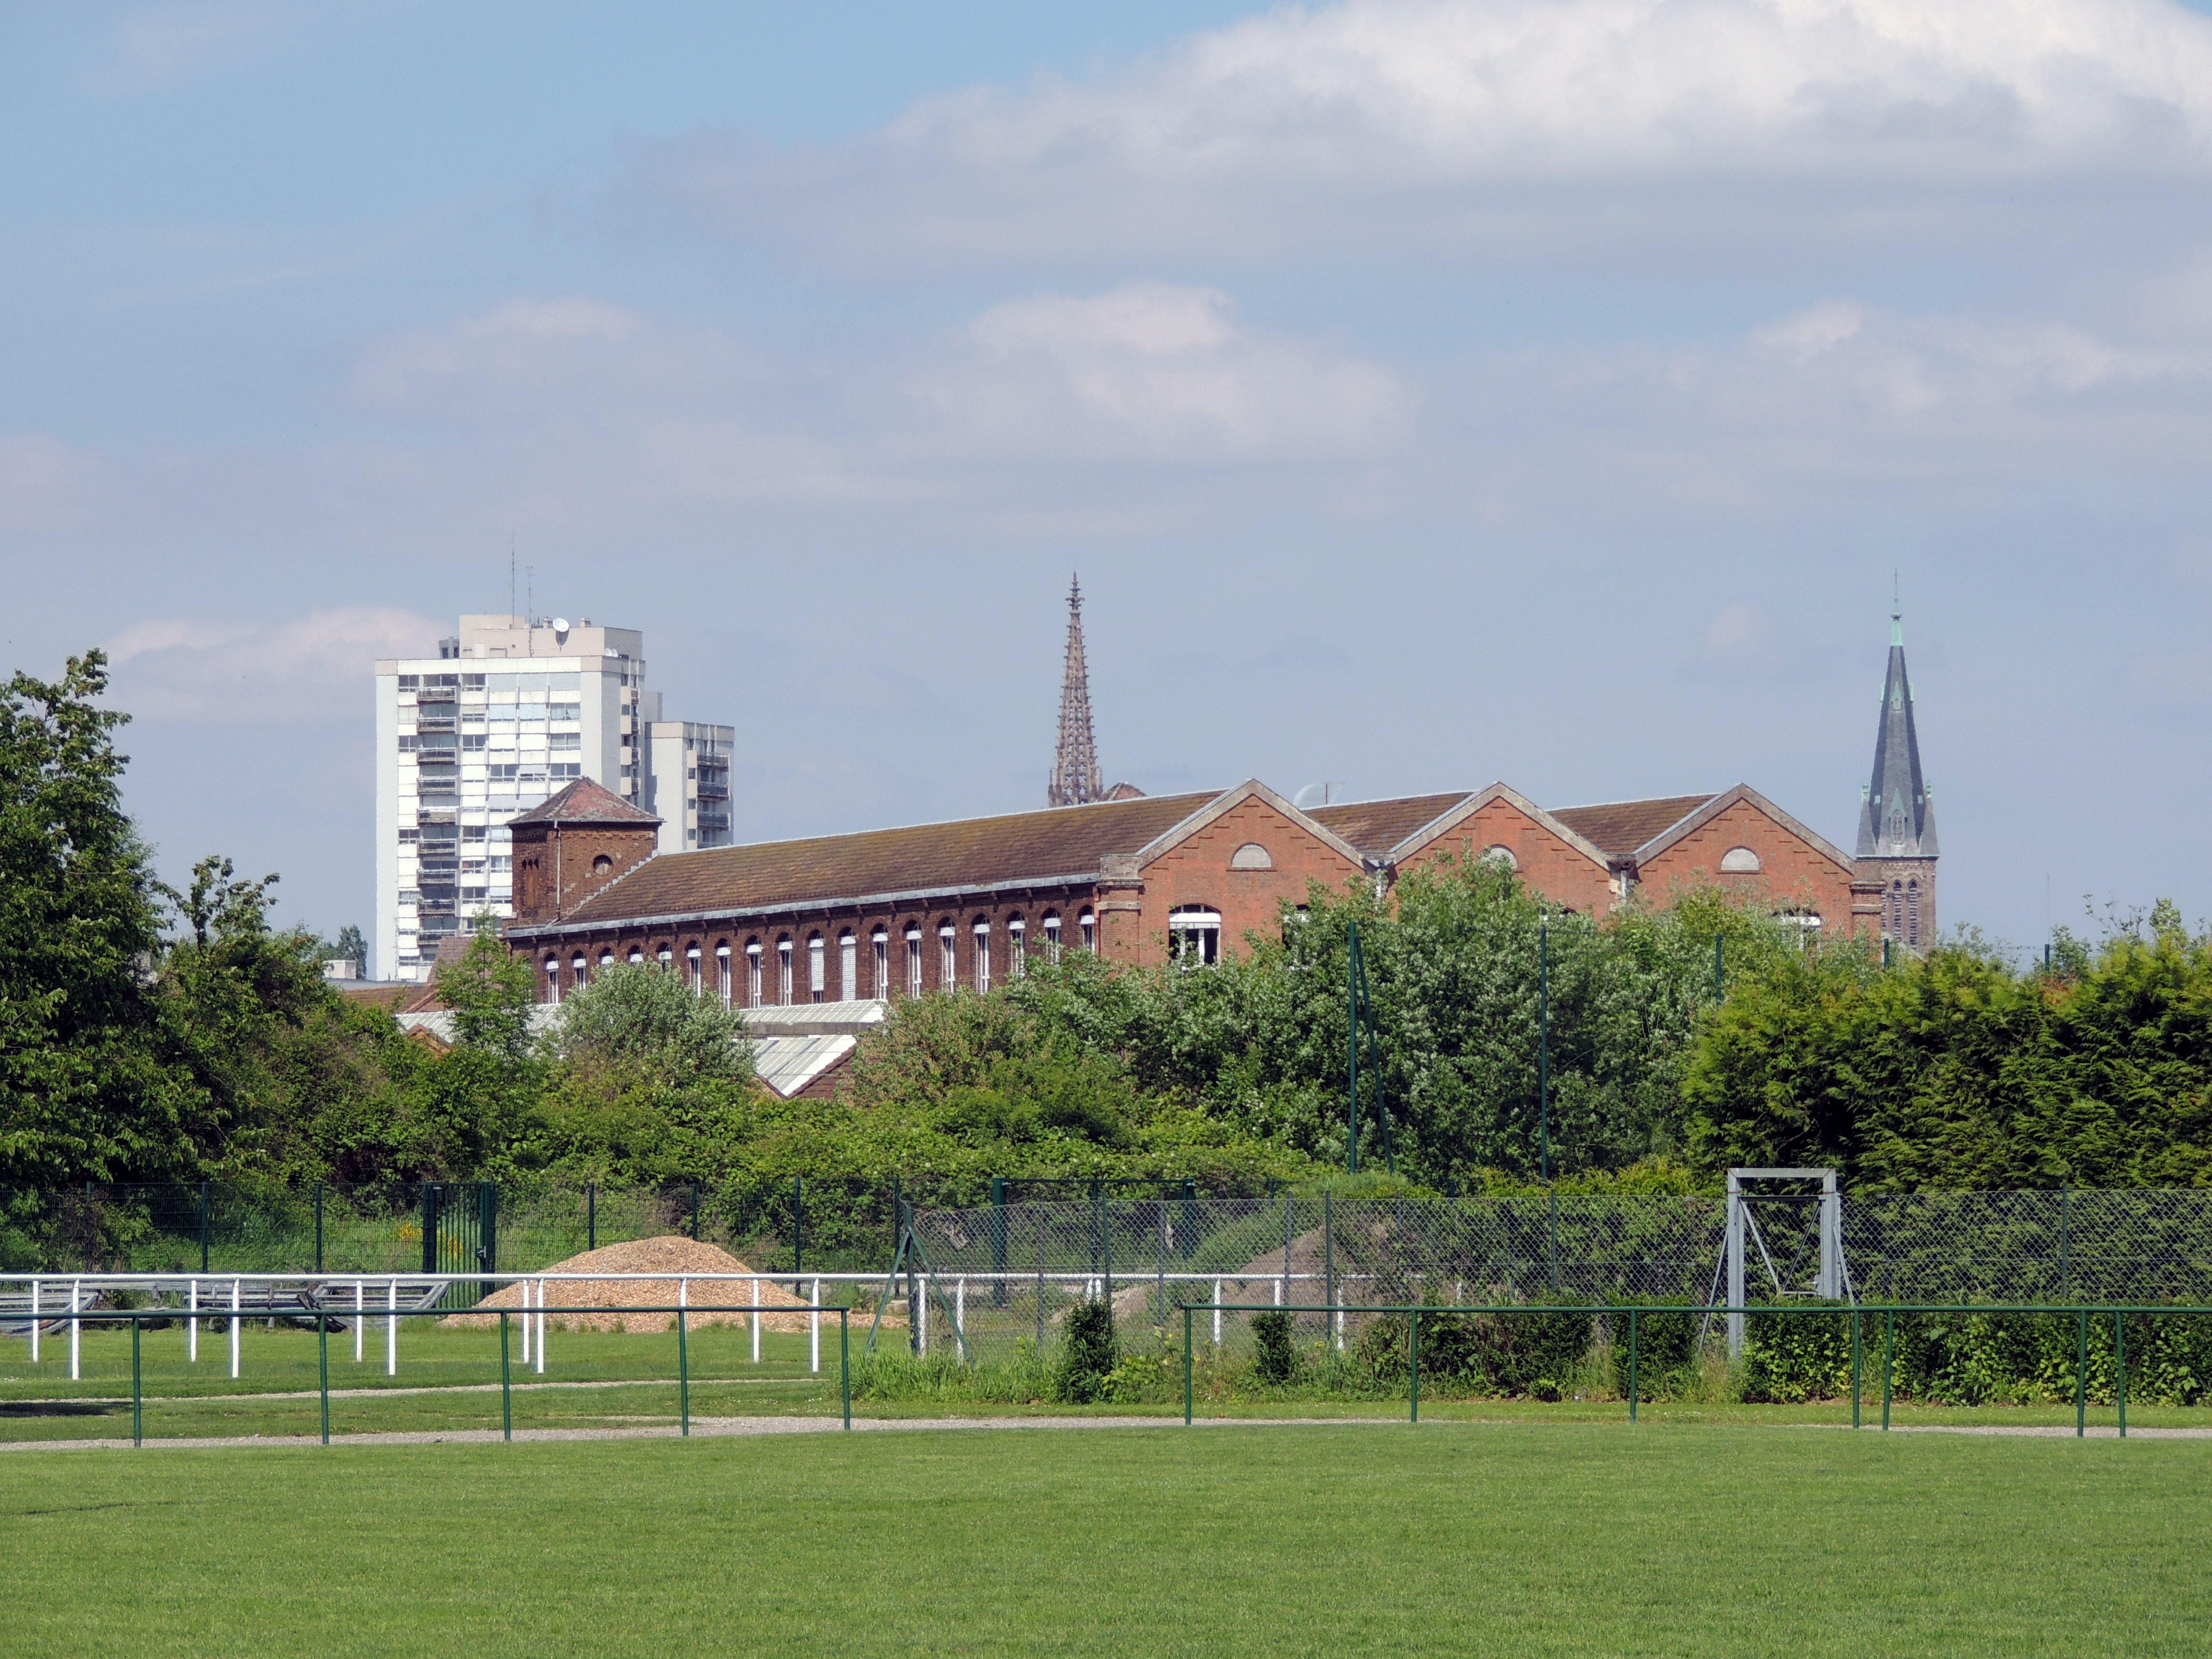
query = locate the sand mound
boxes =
[443,1237,826,1334]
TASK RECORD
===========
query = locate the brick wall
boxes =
[510,821,658,927]
[1634,800,1854,927]
[1394,798,1616,915]
[1126,794,1364,965]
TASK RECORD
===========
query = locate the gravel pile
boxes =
[443,1237,823,1334]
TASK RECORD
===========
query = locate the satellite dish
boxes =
[551,617,570,635]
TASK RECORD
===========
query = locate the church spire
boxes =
[1048,574,1105,808]
[1855,587,1939,946]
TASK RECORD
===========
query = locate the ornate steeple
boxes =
[1854,583,1938,945]
[1048,574,1105,808]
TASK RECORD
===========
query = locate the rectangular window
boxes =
[841,934,856,1002]
[746,944,762,1008]
[873,930,889,998]
[778,940,793,1006]
[1010,920,1025,979]
[939,925,956,989]
[808,936,825,998]
[973,923,990,995]
[906,929,923,999]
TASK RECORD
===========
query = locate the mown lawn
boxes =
[2,1421,2206,1656]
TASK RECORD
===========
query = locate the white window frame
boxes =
[572,954,587,989]
[778,938,793,1005]
[1079,909,1095,953]
[1009,916,1025,979]
[973,919,991,995]
[808,934,826,999]
[873,927,890,998]
[686,944,701,992]
[716,942,731,1006]
[939,923,957,989]
[1042,912,1061,961]
[746,941,762,1008]
[905,926,923,998]
[544,958,561,1004]
[840,931,857,1002]
[1169,905,1223,968]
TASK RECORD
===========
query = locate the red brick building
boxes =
[503,776,1870,1010]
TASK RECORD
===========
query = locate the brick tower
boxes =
[1853,588,1938,950]
[1047,574,1105,808]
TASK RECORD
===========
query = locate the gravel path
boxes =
[6,1414,2211,1453]
[0,1414,1388,1452]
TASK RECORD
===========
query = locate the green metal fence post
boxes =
[991,1177,1007,1308]
[318,1312,330,1446]
[1851,1308,1862,1431]
[840,1311,851,1430]
[1539,921,1551,1183]
[1409,1308,1420,1424]
[2117,1311,2127,1440]
[2076,1308,2088,1438]
[421,1184,438,1278]
[678,1304,690,1438]
[314,1182,324,1274]
[500,1310,512,1442]
[1547,1188,1560,1297]
[1628,1309,1638,1425]
[1184,1304,1194,1426]
[1323,1193,1334,1335]
[1883,1309,1894,1431]
[132,1316,143,1447]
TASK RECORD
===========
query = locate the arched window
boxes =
[872,927,890,997]
[1169,905,1222,967]
[1720,847,1762,874]
[1079,908,1096,953]
[1907,879,1920,948]
[599,950,614,974]
[715,941,731,1007]
[839,931,856,1001]
[685,943,701,992]
[938,921,957,988]
[571,953,587,989]
[973,917,992,994]
[544,957,562,1004]
[1042,911,1062,962]
[904,925,923,998]
[657,943,672,970]
[1009,915,1026,978]
[807,933,826,1000]
[1889,805,1907,845]
[1229,842,1273,871]
[745,939,762,1007]
[1482,845,1518,871]
[628,946,645,966]
[777,937,793,1005]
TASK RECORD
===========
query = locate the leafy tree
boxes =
[0,651,192,1184]
[434,921,537,1059]
[330,925,367,971]
[541,961,750,1089]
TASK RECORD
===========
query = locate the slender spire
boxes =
[1048,574,1104,808]
[1891,570,1903,648]
[1856,587,1936,860]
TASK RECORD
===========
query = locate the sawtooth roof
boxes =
[563,790,1222,924]
[1307,793,1473,857]
[1547,795,1719,861]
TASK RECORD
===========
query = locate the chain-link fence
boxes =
[0,1178,963,1281]
[900,1190,2212,1366]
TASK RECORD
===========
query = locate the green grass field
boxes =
[3,1421,2207,1656]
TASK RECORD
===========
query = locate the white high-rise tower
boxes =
[374,614,692,981]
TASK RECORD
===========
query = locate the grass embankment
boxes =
[5,1424,2209,1655]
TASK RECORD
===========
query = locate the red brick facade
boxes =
[504,777,1875,1008]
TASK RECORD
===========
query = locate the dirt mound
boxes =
[443,1237,825,1334]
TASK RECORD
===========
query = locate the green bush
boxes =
[1604,1299,1701,1400]
[1058,1300,1118,1404]
[1356,1304,1590,1395]
[1250,1310,1298,1383]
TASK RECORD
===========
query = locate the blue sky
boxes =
[7,0,2212,954]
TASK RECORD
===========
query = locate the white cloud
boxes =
[636,0,2212,267]
[101,608,444,724]
[95,1,295,96]
[918,283,1408,456]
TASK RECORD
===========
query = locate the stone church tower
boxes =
[1048,574,1105,807]
[1853,592,1938,949]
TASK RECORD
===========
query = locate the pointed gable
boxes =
[507,776,660,829]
